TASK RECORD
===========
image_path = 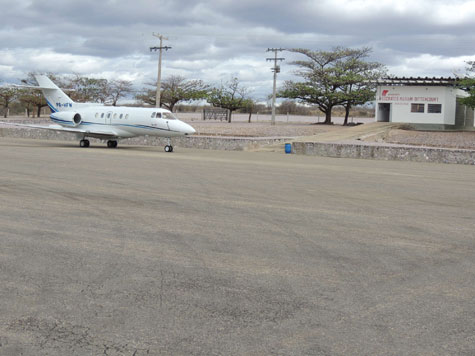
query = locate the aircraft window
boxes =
[151,112,155,118]
[95,113,98,118]
[101,113,104,118]
[162,112,177,120]
[113,113,117,119]
[125,114,129,119]
[107,113,111,118]
[119,114,123,119]
[156,113,162,118]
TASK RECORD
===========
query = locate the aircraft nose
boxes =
[183,122,196,135]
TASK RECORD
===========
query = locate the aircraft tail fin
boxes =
[34,75,75,112]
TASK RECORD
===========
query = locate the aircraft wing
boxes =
[0,121,118,138]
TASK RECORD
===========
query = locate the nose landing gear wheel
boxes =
[164,145,173,152]
[80,139,90,147]
[107,140,118,148]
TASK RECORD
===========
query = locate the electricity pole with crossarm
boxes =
[150,33,172,108]
[266,48,285,126]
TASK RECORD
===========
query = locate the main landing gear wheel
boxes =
[164,145,173,153]
[79,139,90,147]
[107,140,118,148]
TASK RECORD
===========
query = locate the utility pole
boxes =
[266,48,285,126]
[150,33,172,108]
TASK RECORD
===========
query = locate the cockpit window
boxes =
[156,112,162,118]
[162,112,177,120]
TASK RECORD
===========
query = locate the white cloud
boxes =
[388,53,475,77]
[312,0,475,25]
[1,0,475,98]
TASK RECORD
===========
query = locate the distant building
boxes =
[375,77,474,130]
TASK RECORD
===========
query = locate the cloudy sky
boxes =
[1,0,475,100]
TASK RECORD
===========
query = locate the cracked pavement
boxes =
[0,138,474,355]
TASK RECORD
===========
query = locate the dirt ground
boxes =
[189,120,475,150]
[189,121,345,137]
[384,129,475,150]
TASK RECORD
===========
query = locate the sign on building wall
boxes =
[377,90,440,104]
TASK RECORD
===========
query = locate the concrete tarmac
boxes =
[0,138,474,355]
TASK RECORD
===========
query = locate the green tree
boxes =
[136,75,209,111]
[457,61,475,108]
[19,72,48,117]
[0,87,19,118]
[336,48,386,125]
[207,77,250,123]
[135,84,155,106]
[107,79,133,106]
[279,47,384,124]
[68,74,108,103]
[238,98,258,123]
[161,75,208,112]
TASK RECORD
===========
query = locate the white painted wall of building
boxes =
[375,86,467,125]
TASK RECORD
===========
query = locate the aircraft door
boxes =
[151,112,158,127]
[152,112,168,130]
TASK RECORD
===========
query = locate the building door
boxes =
[466,107,474,128]
[455,101,470,128]
[377,103,391,122]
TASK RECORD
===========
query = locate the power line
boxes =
[266,48,285,126]
[150,33,172,108]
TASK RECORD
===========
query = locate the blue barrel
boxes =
[285,143,292,154]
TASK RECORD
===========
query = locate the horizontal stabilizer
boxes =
[9,84,73,91]
[0,121,118,139]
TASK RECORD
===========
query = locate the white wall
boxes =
[375,86,467,125]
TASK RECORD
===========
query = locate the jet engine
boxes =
[50,111,82,127]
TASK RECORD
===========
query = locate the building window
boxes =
[428,104,442,113]
[411,104,424,113]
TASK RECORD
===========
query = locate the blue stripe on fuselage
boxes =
[49,118,179,133]
[81,121,178,133]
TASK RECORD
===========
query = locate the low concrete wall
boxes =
[2,126,474,165]
[0,127,289,151]
[292,141,475,165]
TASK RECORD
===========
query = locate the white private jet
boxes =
[2,75,196,152]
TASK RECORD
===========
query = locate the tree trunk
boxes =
[37,105,41,118]
[248,111,252,123]
[168,100,179,112]
[343,104,350,126]
[228,110,232,123]
[3,101,9,118]
[324,109,332,124]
